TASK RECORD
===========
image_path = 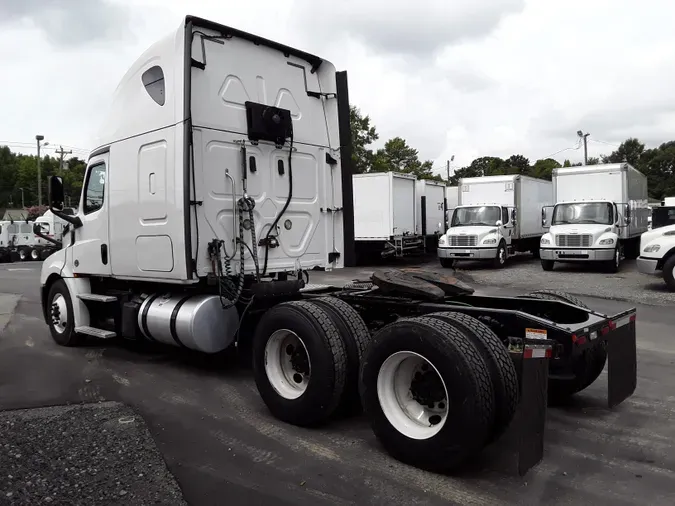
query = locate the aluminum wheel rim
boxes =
[51,294,68,334]
[377,351,449,440]
[498,246,506,264]
[19,250,26,260]
[264,329,311,400]
[615,248,620,268]
[31,250,39,260]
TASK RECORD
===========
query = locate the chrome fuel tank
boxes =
[138,293,238,353]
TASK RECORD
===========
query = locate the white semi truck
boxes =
[540,164,649,272]
[353,172,423,258]
[438,175,553,268]
[37,15,638,476]
[637,223,675,291]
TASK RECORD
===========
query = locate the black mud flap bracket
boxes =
[606,312,637,408]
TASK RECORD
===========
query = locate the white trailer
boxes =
[540,163,649,272]
[438,175,553,268]
[353,172,423,258]
[415,179,445,250]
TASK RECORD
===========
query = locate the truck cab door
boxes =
[71,154,111,276]
[541,206,554,229]
[501,206,514,245]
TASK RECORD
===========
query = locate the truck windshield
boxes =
[451,206,501,227]
[552,202,614,225]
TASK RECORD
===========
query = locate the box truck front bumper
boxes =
[636,256,660,275]
[438,247,497,260]
[540,248,614,262]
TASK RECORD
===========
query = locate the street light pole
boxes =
[577,130,590,165]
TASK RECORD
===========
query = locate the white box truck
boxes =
[438,175,553,268]
[540,163,649,272]
[415,179,445,250]
[353,172,423,258]
[33,15,639,477]
[445,185,459,226]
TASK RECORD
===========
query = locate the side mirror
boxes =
[625,205,632,223]
[511,209,517,222]
[49,176,65,211]
[496,220,503,227]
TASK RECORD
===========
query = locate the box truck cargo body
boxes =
[438,175,553,268]
[353,172,423,258]
[445,186,459,224]
[416,179,445,250]
[540,163,648,272]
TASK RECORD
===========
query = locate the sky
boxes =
[2,0,675,177]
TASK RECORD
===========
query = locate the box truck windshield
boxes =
[552,202,613,226]
[451,206,501,227]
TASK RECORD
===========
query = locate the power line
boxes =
[590,138,620,148]
[545,138,582,159]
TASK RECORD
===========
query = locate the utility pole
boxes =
[577,130,590,165]
[36,135,48,206]
[446,155,455,182]
[54,146,72,171]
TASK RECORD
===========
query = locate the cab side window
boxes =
[84,163,106,215]
[502,207,509,224]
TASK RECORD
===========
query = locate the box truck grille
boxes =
[448,235,478,247]
[556,234,592,247]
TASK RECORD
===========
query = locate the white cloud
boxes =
[2,0,675,176]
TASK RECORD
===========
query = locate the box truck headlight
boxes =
[599,238,615,245]
[482,237,497,245]
[644,244,661,253]
[541,237,551,245]
[439,236,447,246]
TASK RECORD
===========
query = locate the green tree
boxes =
[529,158,561,180]
[586,156,601,165]
[504,154,530,174]
[349,106,379,174]
[601,138,645,166]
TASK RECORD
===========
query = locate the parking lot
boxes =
[1,259,675,505]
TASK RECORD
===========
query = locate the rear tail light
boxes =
[630,314,636,323]
[601,325,610,335]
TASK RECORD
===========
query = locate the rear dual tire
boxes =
[252,298,371,426]
[360,314,518,472]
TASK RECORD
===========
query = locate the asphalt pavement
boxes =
[1,262,674,505]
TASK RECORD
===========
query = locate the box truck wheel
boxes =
[663,255,675,291]
[439,258,454,269]
[47,280,81,347]
[605,247,621,273]
[426,312,518,442]
[492,242,507,269]
[252,301,347,426]
[541,259,555,271]
[30,248,40,261]
[359,316,494,472]
[308,297,371,413]
[18,247,28,261]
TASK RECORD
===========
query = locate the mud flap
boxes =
[515,343,551,476]
[607,317,637,408]
[488,342,551,477]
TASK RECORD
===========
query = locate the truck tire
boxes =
[524,290,589,309]
[30,248,40,261]
[492,241,507,269]
[663,255,675,291]
[605,247,621,273]
[18,247,27,261]
[309,297,371,412]
[360,316,494,472]
[47,280,81,347]
[427,312,518,441]
[540,259,554,271]
[439,258,454,269]
[252,300,347,427]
